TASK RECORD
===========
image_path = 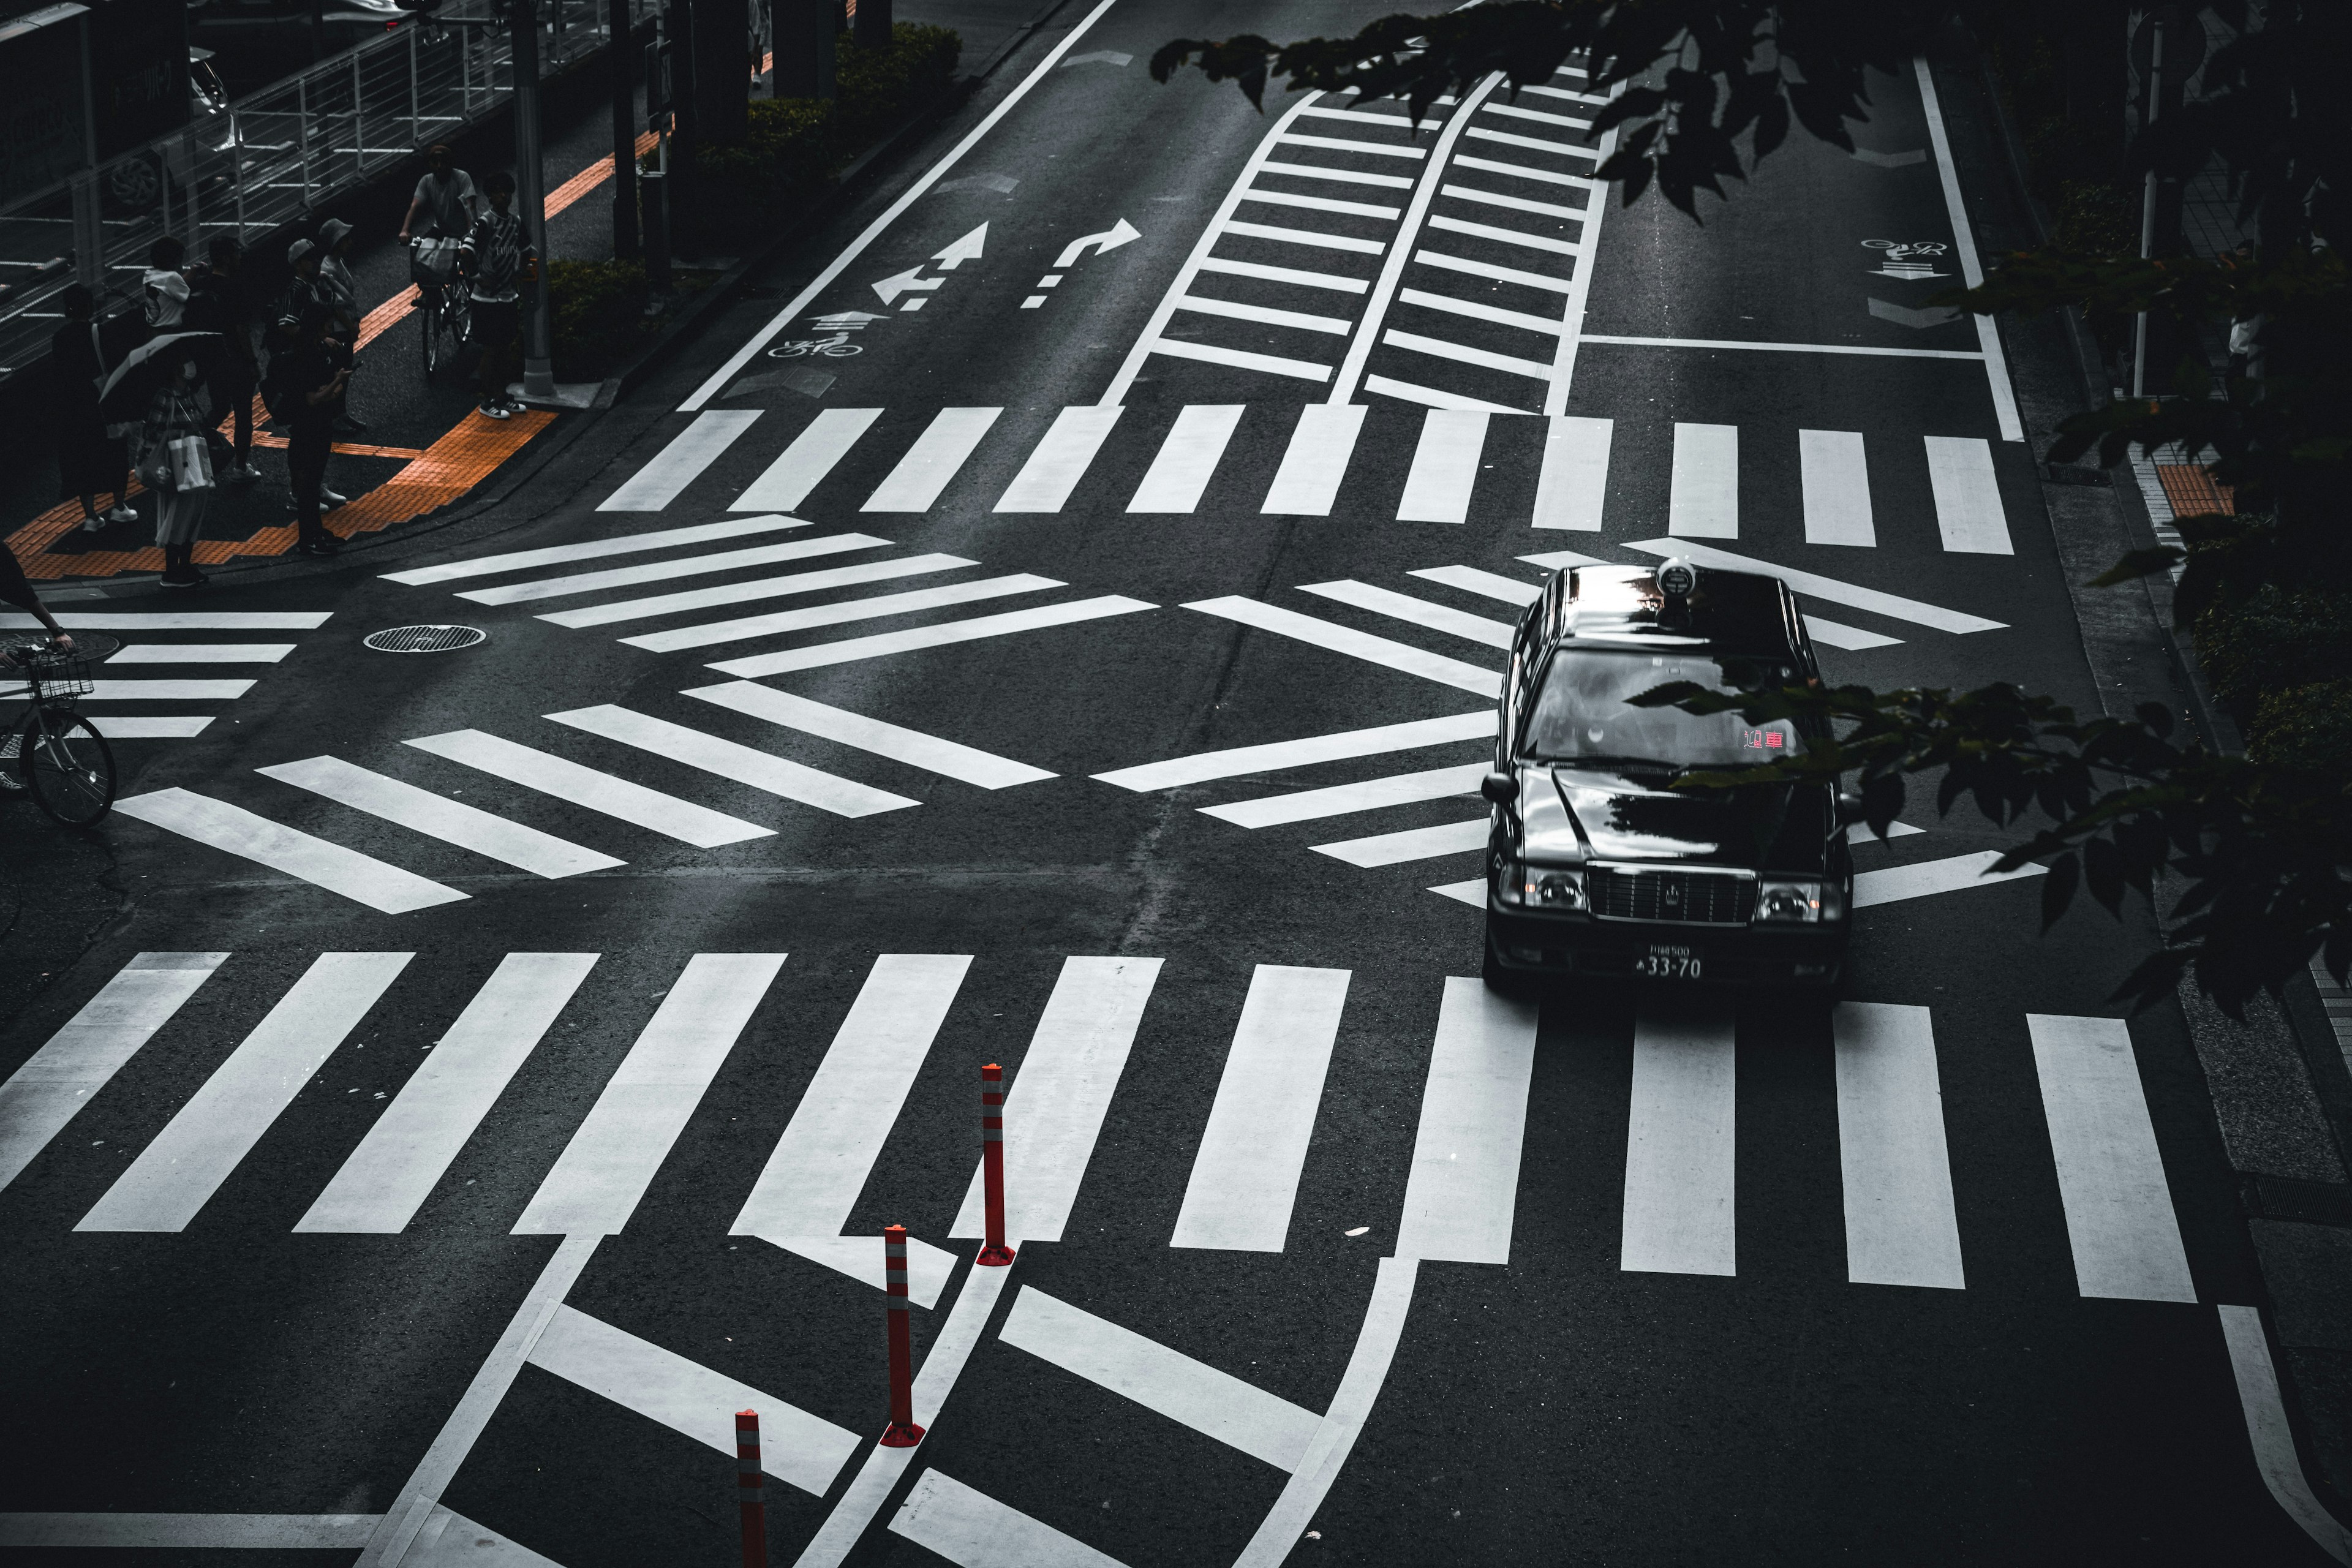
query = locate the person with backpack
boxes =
[184,237,262,486]
[265,306,349,558]
[459,169,533,421]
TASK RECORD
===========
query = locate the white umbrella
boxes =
[94,331,221,415]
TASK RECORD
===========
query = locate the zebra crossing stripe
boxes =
[1804,616,1904,652]
[2,612,333,630]
[1924,435,2013,555]
[113,790,470,913]
[1261,404,1365,515]
[1853,850,2044,906]
[1363,374,1525,414]
[1127,404,1244,513]
[459,537,865,607]
[295,953,598,1234]
[0,951,228,1195]
[682,684,1055,788]
[1204,761,1488,829]
[1669,422,1740,539]
[513,953,786,1235]
[704,596,1156,678]
[598,410,763,511]
[532,537,908,627]
[622,573,1060,654]
[257,757,624,878]
[77,952,414,1232]
[1800,429,1875,548]
[2027,1014,2197,1303]
[108,644,295,664]
[889,1469,1129,1568]
[1619,541,2008,633]
[1409,564,1542,605]
[861,407,1003,512]
[403,730,774,848]
[1298,579,1515,649]
[88,717,215,739]
[1093,710,1493,792]
[1621,994,1737,1276]
[993,406,1125,513]
[1397,410,1489,524]
[1311,817,1487,867]
[382,518,804,587]
[85,679,254,701]
[1186,597,1500,696]
[1532,415,1611,530]
[1393,977,1539,1265]
[544,706,919,818]
[730,408,883,513]
[1833,1002,1966,1289]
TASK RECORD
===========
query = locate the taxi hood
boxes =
[1516,761,1830,871]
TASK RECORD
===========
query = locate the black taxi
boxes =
[1480,558,1856,989]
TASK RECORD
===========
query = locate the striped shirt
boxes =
[463,210,524,303]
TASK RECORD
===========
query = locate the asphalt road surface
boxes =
[1,4,2335,1565]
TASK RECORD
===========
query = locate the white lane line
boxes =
[1414,249,1573,294]
[1383,328,1555,381]
[1175,293,1353,335]
[1186,597,1499,696]
[1147,336,1334,382]
[1439,183,1588,223]
[1451,153,1597,190]
[2219,1305,2352,1564]
[624,573,1056,653]
[950,957,1163,1243]
[1278,131,1427,160]
[682,0,1123,409]
[402,731,773,847]
[1239,187,1403,221]
[1833,1002,1965,1289]
[4,612,331,630]
[514,953,786,1235]
[1203,764,1487,829]
[704,595,1155,677]
[1427,213,1583,257]
[993,405,1126,513]
[1197,255,1370,293]
[1095,710,1493,792]
[1852,850,2044,906]
[1128,405,1245,513]
[544,706,918,818]
[1668,422,1740,538]
[2027,1014,2197,1303]
[108,644,293,664]
[1915,56,2023,440]
[257,757,622,878]
[87,717,214,738]
[1620,540,2009,633]
[404,1507,555,1566]
[1800,429,1875,547]
[1256,159,1414,190]
[111,790,468,913]
[1262,404,1366,514]
[1001,1287,1321,1469]
[1396,409,1490,523]
[1398,285,1568,336]
[459,537,874,606]
[684,684,1054,788]
[540,548,948,628]
[1581,332,1985,361]
[383,519,804,586]
[75,952,412,1232]
[295,953,598,1234]
[1223,218,1387,255]
[527,1305,858,1494]
[1298,579,1515,649]
[1172,964,1349,1254]
[1924,435,2013,554]
[731,409,883,512]
[861,407,1003,511]
[1484,101,1591,131]
[0,952,227,1195]
[1312,817,1487,867]
[83,679,254,700]
[732,953,970,1238]
[1621,993,1737,1276]
[0,1516,382,1549]
[1532,414,1612,530]
[889,1470,1129,1568]
[1395,976,1539,1265]
[1804,616,1904,650]
[1410,564,1542,605]
[598,410,763,511]
[1363,373,1529,413]
[1465,126,1600,157]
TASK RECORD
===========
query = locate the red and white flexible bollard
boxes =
[978,1062,1015,1267]
[879,1224,925,1447]
[736,1409,767,1567]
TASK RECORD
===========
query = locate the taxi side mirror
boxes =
[1835,792,1866,824]
[1481,771,1519,805]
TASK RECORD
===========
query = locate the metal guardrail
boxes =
[0,0,652,383]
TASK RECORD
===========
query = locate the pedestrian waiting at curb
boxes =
[185,238,262,487]
[461,169,533,421]
[49,286,139,535]
[264,306,349,558]
[137,353,217,588]
[314,219,369,437]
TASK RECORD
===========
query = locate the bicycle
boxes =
[0,636,118,827]
[412,237,472,379]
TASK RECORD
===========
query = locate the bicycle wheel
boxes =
[21,710,115,827]
[422,293,445,377]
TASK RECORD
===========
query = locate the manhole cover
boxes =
[364,624,488,654]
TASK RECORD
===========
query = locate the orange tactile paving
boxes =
[2155,464,2236,518]
[546,131,661,218]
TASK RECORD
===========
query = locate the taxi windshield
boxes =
[1521,650,1801,768]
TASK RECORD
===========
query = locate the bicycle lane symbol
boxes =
[1862,238,1950,279]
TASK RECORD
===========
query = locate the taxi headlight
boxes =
[1520,867,1588,911]
[1755,878,1825,924]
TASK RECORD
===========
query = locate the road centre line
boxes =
[537,546,947,628]
[1452,153,1598,189]
[1414,248,1574,294]
[1176,294,1353,334]
[1222,218,1387,254]
[258,758,620,880]
[1186,597,1501,696]
[1400,285,1569,335]
[1441,181,1590,221]
[1148,336,1334,382]
[1197,255,1370,293]
[1278,132,1428,160]
[109,792,467,914]
[404,730,773,846]
[1256,159,1414,189]
[1915,56,2024,440]
[683,0,1121,408]
[622,573,1057,653]
[706,595,1156,677]
[1619,540,2008,633]
[1581,332,1985,360]
[1203,761,1489,829]
[1093,710,1494,791]
[383,518,805,586]
[1240,187,1404,221]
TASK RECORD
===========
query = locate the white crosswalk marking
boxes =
[1804,616,1904,652]
[1365,377,1525,413]
[704,596,1156,677]
[891,1471,1128,1568]
[1172,965,1349,1253]
[1669,422,1740,538]
[1186,597,1500,696]
[1451,154,1596,191]
[1262,405,1365,515]
[113,790,469,912]
[1094,710,1494,792]
[1413,248,1575,295]
[1621,994,1737,1276]
[1396,286,1569,338]
[2027,1014,2196,1303]
[1145,336,1333,382]
[1620,541,2008,633]
[295,953,598,1233]
[1128,405,1245,513]
[731,408,882,512]
[862,407,1003,511]
[1531,415,1611,531]
[1395,977,1539,1265]
[85,680,254,701]
[994,406,1125,513]
[1203,761,1488,829]
[87,717,214,739]
[514,953,786,1234]
[1924,435,2013,554]
[1311,817,1487,866]
[2,612,331,630]
[1396,409,1489,523]
[0,952,228,1194]
[1178,294,1354,334]
[1434,185,1589,225]
[1853,850,2045,907]
[621,573,1058,654]
[458,537,867,607]
[682,684,1055,788]
[732,954,970,1238]
[1833,1003,1965,1289]
[1237,187,1402,221]
[1425,213,1583,257]
[951,957,1163,1243]
[1467,125,1599,157]
[1196,257,1371,292]
[77,952,413,1232]
[1800,429,1876,547]
[1483,100,1591,131]
[1255,160,1412,191]
[403,731,773,848]
[383,519,803,587]
[599,410,762,511]
[257,757,623,878]
[1383,328,1553,381]
[1298,580,1515,649]
[107,644,293,664]
[1409,564,1541,605]
[1279,130,1425,160]
[538,548,954,629]
[543,706,919,817]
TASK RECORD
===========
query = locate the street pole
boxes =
[2132,13,2163,402]
[609,0,639,260]
[668,0,698,258]
[512,0,556,398]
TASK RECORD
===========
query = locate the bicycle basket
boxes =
[411,237,462,286]
[24,649,95,701]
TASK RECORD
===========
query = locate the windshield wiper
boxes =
[1531,753,1683,772]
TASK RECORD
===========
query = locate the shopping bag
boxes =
[167,434,214,491]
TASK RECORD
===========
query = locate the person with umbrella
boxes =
[49,286,138,535]
[96,331,223,587]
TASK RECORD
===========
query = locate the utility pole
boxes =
[668,0,698,258]
[609,0,639,260]
[511,0,556,399]
[2132,12,2162,402]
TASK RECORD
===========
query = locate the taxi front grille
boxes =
[1591,866,1756,925]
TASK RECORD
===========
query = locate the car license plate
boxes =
[1634,944,1702,979]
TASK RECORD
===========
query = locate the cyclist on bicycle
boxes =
[399,145,481,244]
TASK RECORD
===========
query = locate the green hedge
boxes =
[2190,573,2352,768]
[549,258,652,377]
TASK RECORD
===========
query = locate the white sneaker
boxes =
[320,487,349,508]
[81,515,105,533]
[102,504,138,524]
